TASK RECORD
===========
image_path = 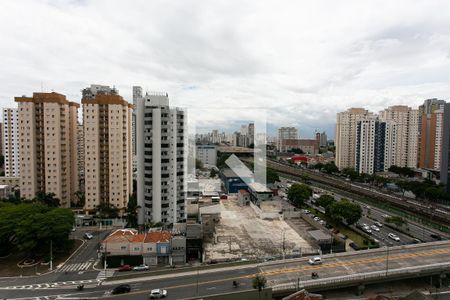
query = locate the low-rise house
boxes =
[101,229,186,267]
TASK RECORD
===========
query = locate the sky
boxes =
[2,0,450,138]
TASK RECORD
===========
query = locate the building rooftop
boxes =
[248,182,272,193]
[221,168,253,178]
[104,229,172,244]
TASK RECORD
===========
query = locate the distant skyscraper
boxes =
[16,92,79,207]
[277,127,298,151]
[136,89,186,225]
[319,131,327,147]
[418,99,446,170]
[379,105,419,169]
[440,103,450,190]
[335,108,372,170]
[82,85,133,213]
[2,108,20,177]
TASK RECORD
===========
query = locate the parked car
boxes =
[149,289,168,299]
[412,238,422,244]
[363,227,372,234]
[349,242,360,250]
[370,225,380,232]
[374,221,383,227]
[133,264,149,271]
[388,233,400,242]
[319,220,326,225]
[430,234,442,240]
[111,284,131,295]
[308,257,322,265]
[83,232,93,240]
[382,214,390,219]
[313,217,320,221]
[118,265,133,272]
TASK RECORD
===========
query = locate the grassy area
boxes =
[305,206,378,249]
[0,239,82,277]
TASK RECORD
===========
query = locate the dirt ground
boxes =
[204,198,313,261]
[0,239,83,277]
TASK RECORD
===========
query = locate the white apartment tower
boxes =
[2,108,20,177]
[82,85,133,213]
[136,89,186,225]
[335,108,373,170]
[379,105,419,169]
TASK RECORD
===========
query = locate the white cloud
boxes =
[1,0,450,138]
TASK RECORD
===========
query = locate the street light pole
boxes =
[385,245,389,276]
[49,240,53,271]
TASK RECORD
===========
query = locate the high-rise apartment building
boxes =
[379,105,419,169]
[2,108,20,177]
[440,103,450,190]
[418,99,446,170]
[82,85,133,213]
[355,118,395,174]
[335,108,372,170]
[15,92,79,207]
[136,90,186,225]
[277,127,298,151]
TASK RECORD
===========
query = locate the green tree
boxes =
[95,202,119,218]
[126,195,139,228]
[327,199,362,225]
[290,148,304,154]
[195,159,204,170]
[252,274,267,291]
[342,168,359,181]
[287,183,312,207]
[34,192,60,207]
[73,191,85,208]
[385,216,405,227]
[323,162,339,174]
[317,194,335,209]
[266,168,280,184]
[210,168,218,178]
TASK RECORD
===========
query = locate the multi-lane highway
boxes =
[3,241,450,299]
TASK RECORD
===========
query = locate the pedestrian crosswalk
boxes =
[56,261,93,272]
[0,279,98,290]
[96,269,115,280]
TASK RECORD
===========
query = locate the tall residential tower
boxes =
[2,108,20,177]
[82,85,133,213]
[15,92,79,207]
[136,89,186,225]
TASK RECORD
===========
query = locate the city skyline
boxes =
[2,1,450,137]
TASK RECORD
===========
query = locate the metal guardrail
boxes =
[272,261,450,292]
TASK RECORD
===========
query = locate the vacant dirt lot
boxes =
[204,197,313,261]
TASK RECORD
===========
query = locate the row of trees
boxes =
[0,201,74,256]
[287,183,362,225]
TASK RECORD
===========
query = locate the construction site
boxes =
[203,197,315,261]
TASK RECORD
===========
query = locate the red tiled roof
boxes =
[104,229,172,244]
[144,231,172,243]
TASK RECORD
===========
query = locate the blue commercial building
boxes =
[220,168,254,193]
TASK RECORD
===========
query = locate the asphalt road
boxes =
[2,241,450,299]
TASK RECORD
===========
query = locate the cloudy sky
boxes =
[2,0,450,138]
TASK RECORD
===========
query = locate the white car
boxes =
[133,264,149,271]
[388,233,400,242]
[149,289,167,299]
[314,217,320,221]
[308,257,322,265]
[374,221,383,227]
[370,225,380,232]
[363,227,372,234]
[319,220,326,225]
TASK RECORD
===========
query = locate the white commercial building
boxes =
[196,145,217,167]
[136,89,186,225]
[2,108,20,177]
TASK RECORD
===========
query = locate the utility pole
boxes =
[49,240,53,271]
[385,245,389,276]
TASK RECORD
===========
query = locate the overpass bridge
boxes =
[264,240,450,297]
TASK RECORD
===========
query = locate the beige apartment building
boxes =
[335,108,372,170]
[379,105,419,169]
[82,85,133,213]
[15,92,79,207]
